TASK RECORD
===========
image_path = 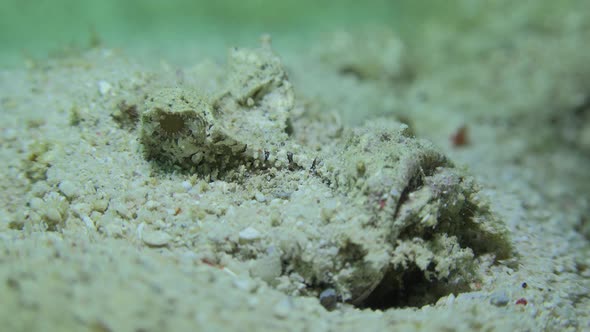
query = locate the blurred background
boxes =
[0,0,453,66]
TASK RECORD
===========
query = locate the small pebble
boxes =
[273,298,293,318]
[97,80,112,96]
[29,197,44,210]
[142,230,171,247]
[444,293,456,306]
[45,207,62,223]
[181,181,192,191]
[58,180,78,199]
[319,288,338,311]
[92,198,109,213]
[233,278,255,292]
[239,227,261,241]
[254,191,266,202]
[489,290,510,307]
[320,199,338,221]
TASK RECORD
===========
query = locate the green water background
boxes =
[0,0,455,67]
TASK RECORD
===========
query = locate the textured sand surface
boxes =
[1,1,589,331]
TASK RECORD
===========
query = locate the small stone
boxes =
[181,181,192,191]
[45,207,62,223]
[273,298,293,318]
[58,180,78,199]
[239,227,261,241]
[320,199,338,222]
[489,290,510,307]
[145,200,159,209]
[445,293,456,306]
[142,230,171,247]
[98,80,112,96]
[249,253,282,283]
[356,161,366,176]
[29,197,44,210]
[319,288,338,310]
[233,278,255,292]
[254,191,266,202]
[92,198,109,213]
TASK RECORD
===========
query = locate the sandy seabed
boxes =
[1,3,590,332]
